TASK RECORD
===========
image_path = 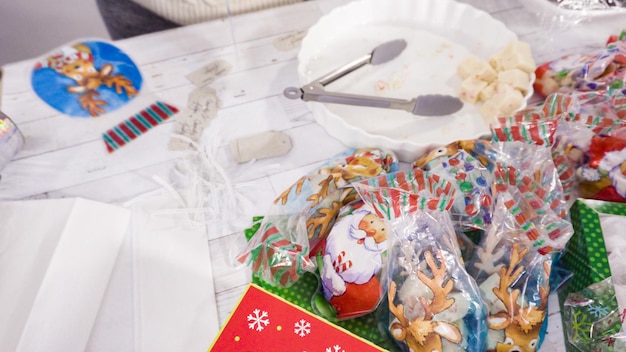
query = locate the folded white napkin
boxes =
[0,198,131,352]
[128,192,220,352]
[0,193,220,352]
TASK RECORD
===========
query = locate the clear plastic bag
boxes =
[534,32,626,97]
[494,89,626,204]
[0,111,24,173]
[563,277,625,351]
[413,140,496,231]
[353,170,489,352]
[467,142,574,351]
[235,148,398,287]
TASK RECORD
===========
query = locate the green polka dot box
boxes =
[558,199,626,352]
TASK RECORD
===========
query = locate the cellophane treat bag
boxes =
[353,170,488,352]
[534,32,626,98]
[503,31,626,205]
[466,141,574,352]
[236,148,398,288]
[562,277,625,352]
[412,139,497,231]
[494,88,626,204]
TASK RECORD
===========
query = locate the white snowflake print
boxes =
[247,309,270,331]
[587,304,609,318]
[325,345,345,352]
[294,319,311,337]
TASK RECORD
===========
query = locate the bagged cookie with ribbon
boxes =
[353,170,488,351]
[491,116,577,206]
[467,142,574,352]
[413,139,496,231]
[493,89,626,204]
[236,148,398,288]
[577,134,626,203]
[534,32,626,97]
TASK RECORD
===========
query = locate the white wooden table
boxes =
[2,0,615,350]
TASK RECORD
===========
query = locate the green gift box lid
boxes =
[560,199,614,293]
[558,199,625,351]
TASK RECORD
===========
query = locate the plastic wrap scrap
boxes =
[412,139,497,231]
[235,148,398,288]
[352,169,488,352]
[549,0,626,11]
[563,277,626,352]
[494,87,626,203]
[534,32,626,98]
[466,141,574,352]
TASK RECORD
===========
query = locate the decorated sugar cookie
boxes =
[354,170,489,351]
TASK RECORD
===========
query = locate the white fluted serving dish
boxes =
[298,0,534,161]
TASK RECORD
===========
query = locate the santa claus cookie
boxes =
[313,200,387,321]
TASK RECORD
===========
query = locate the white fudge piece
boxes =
[457,55,497,82]
[480,99,500,124]
[460,76,488,104]
[493,84,526,115]
[478,81,499,102]
[456,40,535,110]
[490,41,536,74]
[480,84,525,122]
[497,68,531,95]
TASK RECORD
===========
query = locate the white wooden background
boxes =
[1,0,616,349]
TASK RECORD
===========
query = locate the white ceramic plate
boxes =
[298,0,533,162]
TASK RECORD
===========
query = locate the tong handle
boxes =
[291,84,414,112]
[314,54,371,87]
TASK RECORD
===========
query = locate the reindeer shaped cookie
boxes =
[388,250,463,352]
[488,244,550,352]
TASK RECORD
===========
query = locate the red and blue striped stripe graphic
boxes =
[103,101,179,153]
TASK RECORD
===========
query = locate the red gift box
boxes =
[209,284,385,351]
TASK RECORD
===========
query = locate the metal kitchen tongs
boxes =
[283,39,463,116]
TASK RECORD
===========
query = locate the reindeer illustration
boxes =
[388,250,463,352]
[35,43,138,117]
[488,244,550,352]
[273,152,386,240]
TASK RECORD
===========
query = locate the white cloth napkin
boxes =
[127,192,219,352]
[0,198,131,352]
[0,193,220,352]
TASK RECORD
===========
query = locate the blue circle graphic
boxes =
[31,40,143,118]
